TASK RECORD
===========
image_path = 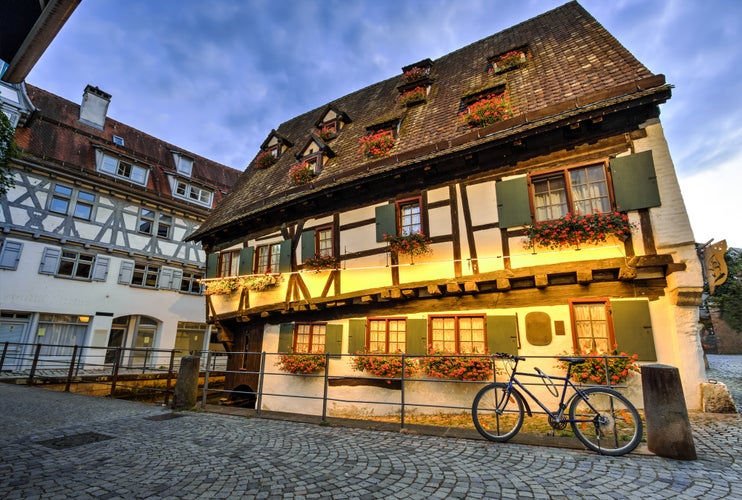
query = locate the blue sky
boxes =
[27,0,742,247]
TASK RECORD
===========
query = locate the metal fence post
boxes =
[322,352,330,422]
[400,353,406,430]
[27,343,42,385]
[0,342,8,371]
[256,352,266,416]
[110,347,122,396]
[201,351,212,409]
[64,345,79,392]
[164,349,176,407]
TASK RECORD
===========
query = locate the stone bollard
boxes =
[173,355,200,410]
[641,364,697,460]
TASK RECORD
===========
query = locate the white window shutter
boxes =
[38,247,61,275]
[118,260,135,284]
[0,240,23,270]
[92,256,110,282]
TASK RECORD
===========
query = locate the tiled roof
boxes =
[15,84,241,211]
[190,1,667,244]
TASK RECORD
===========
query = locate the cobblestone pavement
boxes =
[705,354,742,412]
[0,356,740,499]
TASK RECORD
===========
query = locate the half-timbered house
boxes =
[0,82,240,369]
[188,2,706,410]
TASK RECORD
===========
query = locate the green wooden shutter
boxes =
[375,203,396,242]
[486,315,519,355]
[325,324,343,358]
[238,246,254,275]
[301,230,316,263]
[610,300,657,361]
[610,151,661,211]
[347,319,367,354]
[406,318,429,355]
[496,176,532,228]
[278,239,292,273]
[277,323,295,353]
[206,253,219,278]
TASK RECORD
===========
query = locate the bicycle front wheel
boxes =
[569,387,642,456]
[472,383,524,442]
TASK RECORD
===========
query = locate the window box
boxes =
[458,91,512,129]
[351,352,416,379]
[397,86,427,107]
[490,50,526,74]
[401,66,430,83]
[359,130,396,159]
[557,348,640,385]
[303,254,339,271]
[275,352,326,374]
[289,162,315,185]
[525,211,633,250]
[383,232,432,257]
[202,274,280,295]
[419,349,494,381]
[254,151,277,169]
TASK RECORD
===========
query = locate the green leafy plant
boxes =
[398,86,427,107]
[254,151,277,169]
[318,129,337,142]
[238,274,280,291]
[383,232,432,257]
[419,349,494,381]
[458,92,512,129]
[0,111,18,195]
[202,277,240,296]
[525,211,633,250]
[358,130,396,158]
[303,254,339,271]
[351,351,416,379]
[557,348,640,385]
[275,351,326,374]
[289,162,315,185]
[707,249,742,332]
[490,50,526,72]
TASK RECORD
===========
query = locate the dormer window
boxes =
[359,128,396,159]
[172,151,194,177]
[488,48,527,74]
[400,59,433,84]
[260,130,293,162]
[315,106,350,142]
[112,135,124,146]
[95,149,149,185]
[458,87,512,129]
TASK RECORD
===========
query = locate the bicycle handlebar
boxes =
[493,352,526,361]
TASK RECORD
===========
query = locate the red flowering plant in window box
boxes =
[289,161,315,185]
[458,92,513,129]
[397,86,427,107]
[275,350,327,374]
[490,50,526,73]
[418,348,495,381]
[401,66,430,83]
[303,254,339,272]
[351,350,417,379]
[254,151,277,169]
[358,130,396,159]
[525,211,633,251]
[383,232,432,257]
[556,347,639,385]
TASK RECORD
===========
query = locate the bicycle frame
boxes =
[499,357,597,425]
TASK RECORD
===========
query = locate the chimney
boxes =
[79,85,111,130]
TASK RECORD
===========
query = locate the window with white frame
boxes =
[180,271,203,294]
[173,152,194,177]
[531,164,611,222]
[430,315,486,354]
[131,263,160,288]
[570,300,614,354]
[97,152,148,185]
[218,249,240,277]
[38,247,109,281]
[255,243,281,274]
[174,179,213,207]
[397,198,423,235]
[49,184,96,220]
[368,318,406,353]
[293,323,326,353]
[138,209,172,239]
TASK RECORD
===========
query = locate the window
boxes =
[294,323,326,353]
[174,180,213,207]
[0,240,23,270]
[255,243,281,274]
[368,318,406,353]
[316,225,334,257]
[38,247,109,281]
[172,152,194,177]
[180,271,203,294]
[570,301,614,354]
[112,135,125,146]
[430,315,486,353]
[58,250,95,279]
[397,198,422,235]
[131,263,160,288]
[218,250,240,277]
[97,152,148,185]
[37,314,89,359]
[138,209,172,239]
[531,164,611,222]
[49,184,96,220]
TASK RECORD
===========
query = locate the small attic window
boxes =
[112,135,124,146]
[401,59,433,84]
[488,48,527,74]
[359,128,396,159]
[172,152,194,177]
[458,87,512,129]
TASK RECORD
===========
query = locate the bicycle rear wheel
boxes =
[472,383,524,442]
[569,387,642,456]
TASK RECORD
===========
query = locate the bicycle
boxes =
[471,353,642,456]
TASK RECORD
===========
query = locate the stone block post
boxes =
[173,355,200,410]
[641,364,697,460]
